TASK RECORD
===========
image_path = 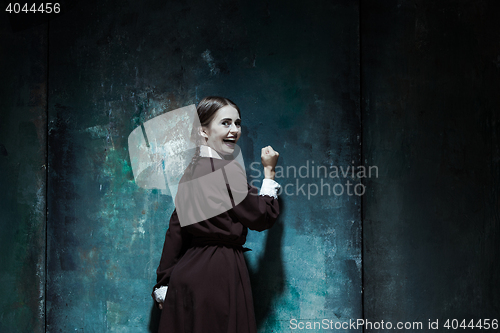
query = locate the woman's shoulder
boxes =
[180,157,243,182]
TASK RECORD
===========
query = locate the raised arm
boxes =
[228,145,281,231]
[229,181,280,231]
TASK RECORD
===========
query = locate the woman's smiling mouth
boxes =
[223,137,237,147]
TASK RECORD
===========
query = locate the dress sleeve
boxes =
[229,179,281,232]
[152,209,191,302]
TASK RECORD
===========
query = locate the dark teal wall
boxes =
[0,15,47,333]
[1,0,499,332]
[362,0,500,330]
[45,0,361,332]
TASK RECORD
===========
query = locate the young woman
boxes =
[152,96,281,333]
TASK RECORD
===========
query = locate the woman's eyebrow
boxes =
[220,117,241,122]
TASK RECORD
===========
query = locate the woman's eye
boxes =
[222,121,230,126]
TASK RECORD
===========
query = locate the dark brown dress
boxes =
[152,156,280,333]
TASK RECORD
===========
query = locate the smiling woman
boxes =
[184,97,243,176]
[152,96,282,333]
[201,104,241,154]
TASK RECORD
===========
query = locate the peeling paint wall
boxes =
[2,0,499,332]
[45,0,361,332]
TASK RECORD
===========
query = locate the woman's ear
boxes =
[199,126,209,140]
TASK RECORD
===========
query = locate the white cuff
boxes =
[259,179,281,199]
[153,286,168,303]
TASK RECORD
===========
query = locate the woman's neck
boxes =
[199,145,223,159]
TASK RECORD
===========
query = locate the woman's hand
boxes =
[261,146,279,180]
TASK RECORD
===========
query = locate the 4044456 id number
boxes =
[444,319,498,330]
[6,3,60,13]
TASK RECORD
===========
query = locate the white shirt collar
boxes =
[199,145,223,159]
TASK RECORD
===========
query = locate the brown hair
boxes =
[197,96,241,129]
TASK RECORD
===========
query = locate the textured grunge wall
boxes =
[0,11,47,333]
[45,0,361,332]
[1,0,499,333]
[362,1,500,331]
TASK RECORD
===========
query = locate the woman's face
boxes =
[201,105,241,155]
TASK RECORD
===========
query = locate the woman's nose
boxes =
[229,123,239,133]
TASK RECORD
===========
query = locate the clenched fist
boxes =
[261,146,279,179]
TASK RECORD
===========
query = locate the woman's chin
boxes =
[222,143,236,154]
